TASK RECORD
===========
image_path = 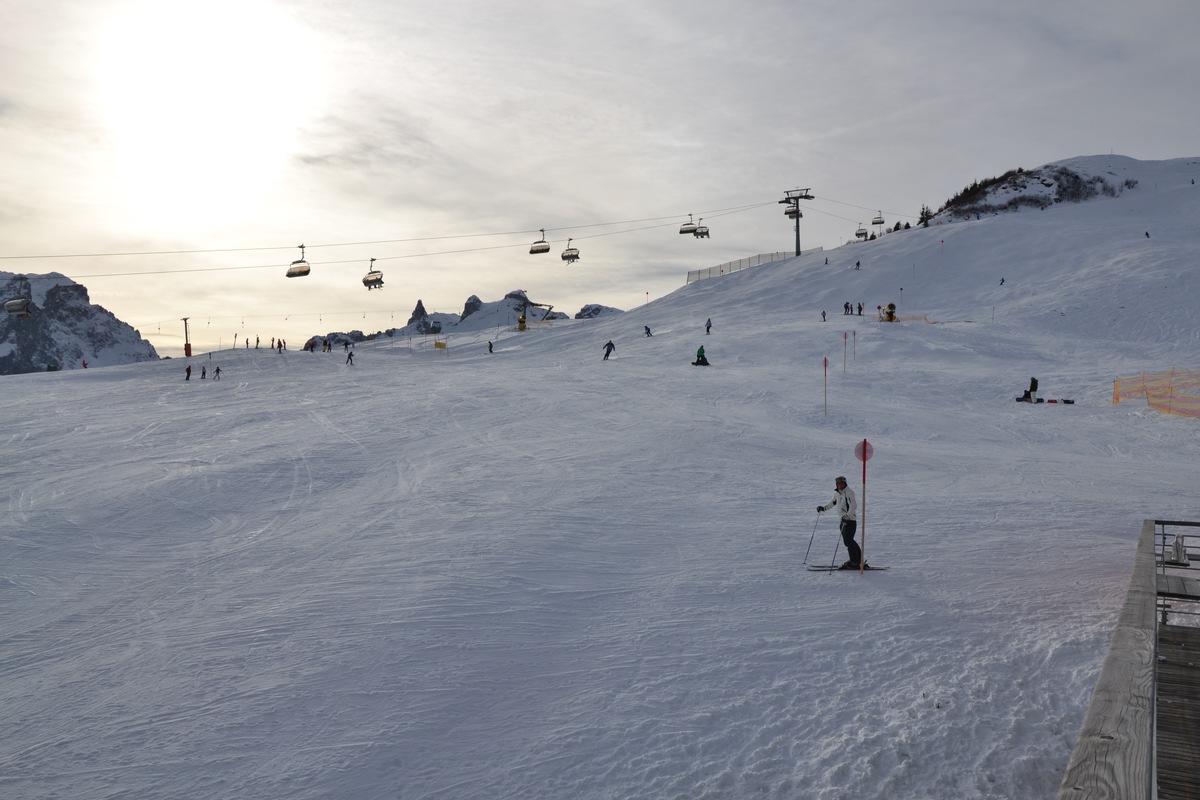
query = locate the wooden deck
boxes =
[1157,623,1200,800]
[1058,519,1200,800]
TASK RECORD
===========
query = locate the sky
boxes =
[1,0,1198,357]
[3,155,1199,798]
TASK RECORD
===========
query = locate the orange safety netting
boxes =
[1113,370,1200,418]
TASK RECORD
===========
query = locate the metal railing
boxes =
[685,249,822,284]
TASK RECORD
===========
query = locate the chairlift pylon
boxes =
[286,243,311,278]
[362,257,384,290]
[679,213,697,235]
[530,228,551,255]
[561,238,580,264]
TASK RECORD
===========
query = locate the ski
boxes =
[807,564,889,572]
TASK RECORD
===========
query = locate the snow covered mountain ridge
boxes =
[0,272,158,375]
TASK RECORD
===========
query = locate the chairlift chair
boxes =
[785,206,801,219]
[855,224,868,239]
[4,297,32,318]
[530,228,551,254]
[679,214,697,235]
[286,244,311,278]
[561,238,580,264]
[693,218,709,238]
[872,212,885,226]
[362,257,384,290]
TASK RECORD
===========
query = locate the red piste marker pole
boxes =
[854,438,874,574]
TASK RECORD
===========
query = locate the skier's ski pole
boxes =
[803,512,821,563]
[828,534,841,570]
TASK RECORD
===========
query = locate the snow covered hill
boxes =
[0,272,159,374]
[1,155,1198,800]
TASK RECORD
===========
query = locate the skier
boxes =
[855,260,861,270]
[821,310,826,322]
[214,366,222,381]
[602,340,616,360]
[488,341,493,354]
[185,365,192,381]
[346,351,355,365]
[705,318,712,335]
[644,325,652,337]
[201,366,206,379]
[818,476,863,569]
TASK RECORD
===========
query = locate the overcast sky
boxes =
[2,0,1196,355]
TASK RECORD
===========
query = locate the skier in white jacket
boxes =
[818,476,863,568]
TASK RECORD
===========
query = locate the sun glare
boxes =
[92,0,324,228]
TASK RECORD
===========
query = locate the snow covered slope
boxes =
[1,155,1198,800]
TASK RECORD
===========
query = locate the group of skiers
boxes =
[183,365,221,381]
[600,318,714,366]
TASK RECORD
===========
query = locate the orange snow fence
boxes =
[1113,370,1200,418]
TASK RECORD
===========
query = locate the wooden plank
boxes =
[1156,573,1200,600]
[1058,520,1158,800]
[1156,624,1200,800]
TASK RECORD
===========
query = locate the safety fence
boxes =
[1113,369,1200,418]
[686,249,822,284]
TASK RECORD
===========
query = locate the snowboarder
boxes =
[644,325,653,337]
[821,310,826,322]
[214,366,222,380]
[201,366,206,379]
[818,476,863,569]
[602,340,616,360]
[857,302,863,316]
[346,351,354,365]
[185,365,192,381]
[692,345,709,366]
[705,318,712,335]
[1028,377,1038,403]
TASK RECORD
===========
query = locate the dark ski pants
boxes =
[840,519,862,565]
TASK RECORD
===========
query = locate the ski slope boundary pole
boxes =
[855,438,874,574]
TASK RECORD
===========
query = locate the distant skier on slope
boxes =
[602,340,616,361]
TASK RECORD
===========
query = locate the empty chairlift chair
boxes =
[561,238,580,264]
[678,214,698,235]
[693,218,709,238]
[362,257,384,290]
[4,297,32,318]
[530,228,551,254]
[855,224,868,240]
[286,244,311,278]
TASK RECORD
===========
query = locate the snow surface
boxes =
[2,155,1199,799]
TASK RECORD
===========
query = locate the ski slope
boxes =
[2,155,1199,799]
